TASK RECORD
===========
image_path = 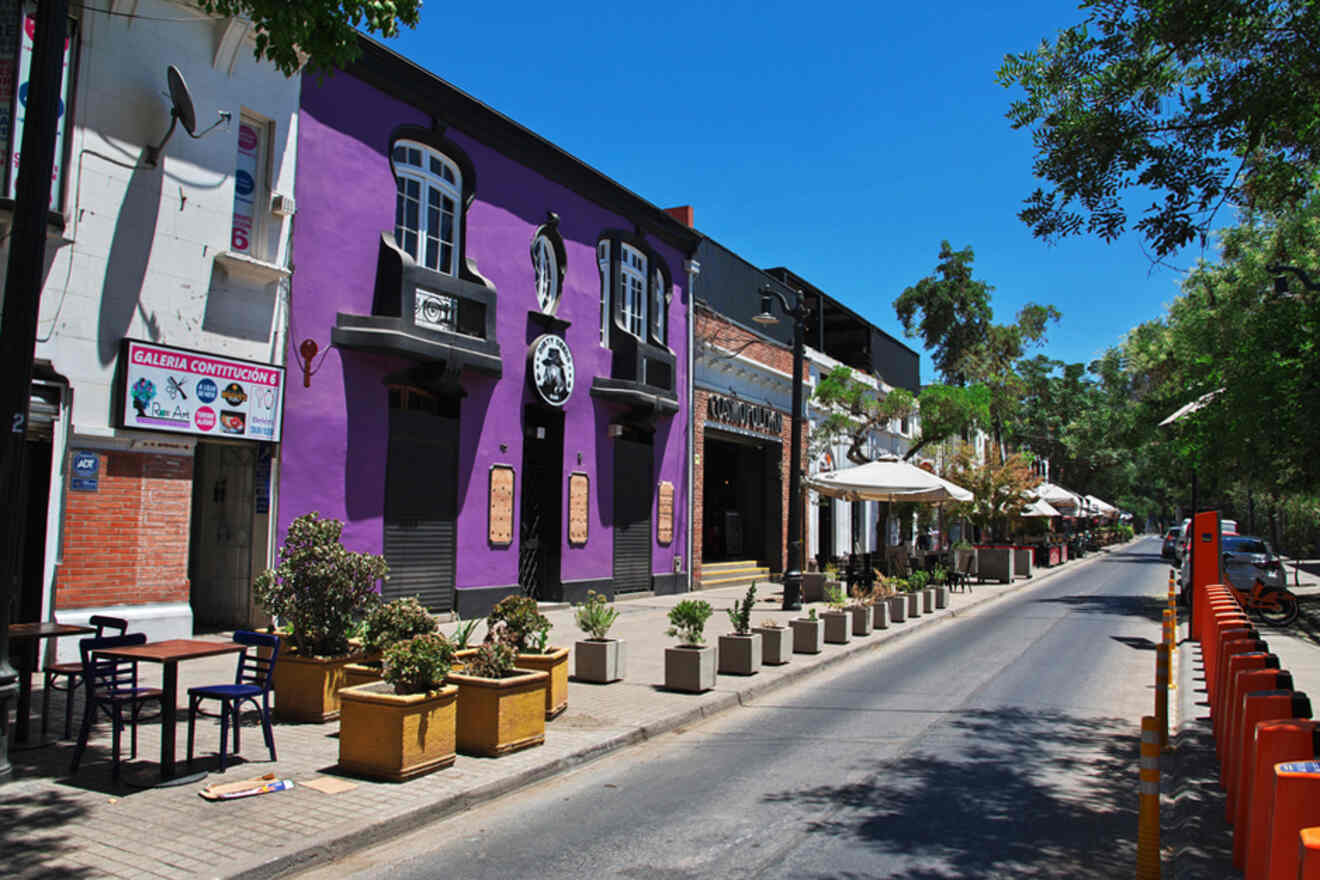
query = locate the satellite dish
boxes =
[166,65,197,137]
[146,65,231,167]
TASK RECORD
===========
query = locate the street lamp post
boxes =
[754,286,809,611]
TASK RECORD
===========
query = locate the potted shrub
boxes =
[867,584,890,629]
[753,618,790,665]
[254,513,387,722]
[344,597,437,689]
[848,586,873,637]
[489,595,569,719]
[909,569,934,614]
[822,585,851,644]
[931,566,949,609]
[447,616,481,670]
[338,633,458,781]
[664,599,715,693]
[791,607,824,653]
[447,622,548,756]
[887,578,908,623]
[718,585,762,676]
[572,591,624,684]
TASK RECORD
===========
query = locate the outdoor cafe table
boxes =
[7,622,96,746]
[93,638,243,785]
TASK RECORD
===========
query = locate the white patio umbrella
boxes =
[1037,481,1084,514]
[805,456,973,503]
[1022,496,1062,518]
[1085,495,1118,519]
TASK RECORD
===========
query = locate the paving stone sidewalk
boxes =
[3,548,1123,880]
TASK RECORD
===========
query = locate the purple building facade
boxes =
[282,40,697,616]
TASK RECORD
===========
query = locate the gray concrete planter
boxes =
[1013,547,1034,578]
[922,588,934,614]
[888,595,907,623]
[717,633,762,676]
[849,604,873,636]
[906,592,921,618]
[822,610,851,644]
[574,638,625,684]
[934,586,948,609]
[977,547,1015,583]
[801,572,826,603]
[753,625,790,665]
[872,601,890,629]
[664,645,715,693]
[791,617,824,654]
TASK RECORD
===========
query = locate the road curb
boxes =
[227,541,1133,879]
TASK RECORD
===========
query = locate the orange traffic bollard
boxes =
[1263,761,1320,880]
[1300,827,1320,880]
[1137,716,1161,880]
[1239,719,1318,876]
[1155,644,1170,749]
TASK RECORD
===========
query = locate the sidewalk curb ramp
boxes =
[227,542,1135,880]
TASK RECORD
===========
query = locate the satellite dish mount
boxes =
[146,65,231,166]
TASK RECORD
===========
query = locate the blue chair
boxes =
[186,631,279,772]
[42,615,129,739]
[69,633,165,780]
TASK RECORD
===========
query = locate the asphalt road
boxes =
[304,537,1170,880]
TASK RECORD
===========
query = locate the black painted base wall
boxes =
[652,572,688,595]
[455,584,519,620]
[559,577,615,605]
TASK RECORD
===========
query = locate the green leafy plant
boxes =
[908,570,930,591]
[888,578,910,594]
[574,590,620,640]
[823,584,847,610]
[667,599,713,646]
[726,585,756,635]
[253,512,388,657]
[806,607,818,621]
[487,595,551,653]
[448,616,480,649]
[467,622,519,678]
[931,566,949,586]
[381,633,455,695]
[361,596,436,657]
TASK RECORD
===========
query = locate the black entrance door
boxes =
[518,408,563,600]
[613,437,652,594]
[383,390,458,611]
[818,496,834,569]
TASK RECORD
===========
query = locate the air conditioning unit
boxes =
[270,193,296,216]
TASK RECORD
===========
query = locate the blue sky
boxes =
[385,0,1201,384]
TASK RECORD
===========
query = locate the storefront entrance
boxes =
[519,407,563,600]
[612,434,653,595]
[701,432,781,568]
[189,441,260,629]
[382,387,458,612]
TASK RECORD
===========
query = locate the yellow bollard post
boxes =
[1137,715,1162,879]
[1162,609,1174,650]
[1155,644,1169,749]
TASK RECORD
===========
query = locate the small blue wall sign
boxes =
[71,451,99,492]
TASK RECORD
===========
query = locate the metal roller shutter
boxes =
[612,438,652,594]
[383,408,458,611]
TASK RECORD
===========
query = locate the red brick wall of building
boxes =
[694,308,804,584]
[56,450,194,609]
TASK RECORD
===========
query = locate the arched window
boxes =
[392,141,462,276]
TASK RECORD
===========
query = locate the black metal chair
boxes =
[949,552,976,593]
[42,615,128,739]
[186,631,280,772]
[69,633,165,780]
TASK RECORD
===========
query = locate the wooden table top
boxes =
[93,638,244,663]
[8,622,96,640]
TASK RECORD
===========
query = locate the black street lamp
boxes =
[753,286,810,611]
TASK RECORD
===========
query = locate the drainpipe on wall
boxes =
[683,257,700,592]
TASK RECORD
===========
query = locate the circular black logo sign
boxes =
[529,334,574,407]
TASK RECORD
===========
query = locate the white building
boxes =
[0,1,298,657]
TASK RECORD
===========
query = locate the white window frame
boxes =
[619,242,647,340]
[598,240,611,346]
[533,232,559,313]
[650,267,666,345]
[392,140,461,276]
[231,111,271,259]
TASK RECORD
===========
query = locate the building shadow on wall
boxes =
[760,706,1139,879]
[97,149,162,366]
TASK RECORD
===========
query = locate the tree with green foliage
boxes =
[946,445,1041,543]
[998,0,1320,257]
[198,0,423,76]
[893,241,994,387]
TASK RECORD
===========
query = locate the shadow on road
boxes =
[763,706,1138,878]
[0,787,96,879]
[1034,592,1170,625]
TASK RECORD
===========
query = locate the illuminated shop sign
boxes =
[706,394,783,436]
[119,340,285,442]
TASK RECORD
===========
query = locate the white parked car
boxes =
[1179,534,1285,593]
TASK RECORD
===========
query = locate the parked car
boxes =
[1161,527,1180,560]
[1178,533,1285,595]
[1173,516,1239,567]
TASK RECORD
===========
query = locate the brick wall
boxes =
[56,450,194,609]
[694,308,802,583]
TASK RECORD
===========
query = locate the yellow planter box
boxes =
[515,647,570,719]
[338,682,458,781]
[272,651,356,723]
[448,668,548,757]
[342,661,383,690]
